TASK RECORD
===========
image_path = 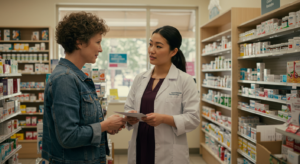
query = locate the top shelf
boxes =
[275,125,300,141]
[0,40,49,43]
[239,1,300,28]
[201,9,231,28]
[202,29,232,43]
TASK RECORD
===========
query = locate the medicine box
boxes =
[287,61,294,83]
[288,149,300,164]
[4,29,10,41]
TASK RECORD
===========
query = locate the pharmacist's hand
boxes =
[106,114,126,131]
[142,113,164,127]
[126,110,139,126]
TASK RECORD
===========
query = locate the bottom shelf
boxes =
[1,145,22,164]
[237,149,256,163]
[201,143,225,164]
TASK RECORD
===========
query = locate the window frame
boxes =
[55,4,200,98]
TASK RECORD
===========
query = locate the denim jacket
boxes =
[42,58,109,164]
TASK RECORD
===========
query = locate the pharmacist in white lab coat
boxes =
[124,26,200,164]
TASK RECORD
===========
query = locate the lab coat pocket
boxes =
[173,144,189,164]
[165,98,182,115]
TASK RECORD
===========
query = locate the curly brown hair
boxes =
[56,11,109,54]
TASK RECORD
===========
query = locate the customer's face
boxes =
[148,33,175,66]
[80,33,103,63]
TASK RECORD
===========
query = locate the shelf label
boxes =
[261,0,280,15]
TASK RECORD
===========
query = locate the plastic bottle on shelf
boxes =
[221,36,228,50]
[289,12,296,28]
[293,37,300,50]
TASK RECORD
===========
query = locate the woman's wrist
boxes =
[100,120,108,132]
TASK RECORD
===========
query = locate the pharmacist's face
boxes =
[79,33,103,63]
[148,33,176,66]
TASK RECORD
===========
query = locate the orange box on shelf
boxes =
[11,134,17,139]
[24,44,29,51]
[287,61,294,83]
[16,133,24,140]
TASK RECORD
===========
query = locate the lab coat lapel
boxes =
[156,64,178,99]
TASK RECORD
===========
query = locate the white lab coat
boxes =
[124,64,200,164]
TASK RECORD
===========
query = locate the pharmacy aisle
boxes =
[236,1,300,164]
[199,7,261,164]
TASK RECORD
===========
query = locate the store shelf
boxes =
[19,140,37,143]
[238,80,300,87]
[0,111,21,123]
[20,100,44,103]
[202,115,231,132]
[201,143,226,164]
[202,49,231,57]
[93,80,106,83]
[238,49,300,60]
[20,126,37,128]
[238,132,256,144]
[202,85,231,91]
[0,127,22,143]
[21,88,45,91]
[237,149,256,163]
[0,40,49,43]
[238,93,287,104]
[18,61,49,63]
[202,129,231,151]
[275,125,300,140]
[0,50,49,53]
[238,25,300,43]
[238,106,287,122]
[0,92,22,100]
[202,69,231,72]
[1,145,22,164]
[19,113,43,115]
[22,72,49,75]
[202,99,231,111]
[202,29,232,43]
[0,73,22,77]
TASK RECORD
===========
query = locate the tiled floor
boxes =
[19,154,207,164]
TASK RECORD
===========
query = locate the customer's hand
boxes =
[104,115,126,131]
[142,113,164,127]
[126,110,139,126]
[107,124,126,135]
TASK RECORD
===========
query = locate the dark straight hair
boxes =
[152,25,186,72]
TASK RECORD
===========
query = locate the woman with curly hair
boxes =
[42,12,125,164]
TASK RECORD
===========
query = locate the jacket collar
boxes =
[143,64,179,80]
[58,58,88,81]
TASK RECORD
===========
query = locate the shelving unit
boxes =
[234,1,300,163]
[20,126,37,128]
[1,145,22,164]
[0,111,21,123]
[0,127,22,143]
[202,85,231,91]
[275,125,300,140]
[21,88,45,91]
[19,113,43,115]
[238,94,287,104]
[202,99,231,111]
[0,73,22,77]
[0,26,51,159]
[202,115,231,132]
[202,129,231,151]
[202,49,231,57]
[238,106,286,122]
[0,92,22,100]
[237,132,256,144]
[200,143,226,164]
[202,69,231,72]
[237,149,256,163]
[199,8,261,164]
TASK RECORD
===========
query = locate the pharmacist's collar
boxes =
[59,58,88,81]
[142,64,178,79]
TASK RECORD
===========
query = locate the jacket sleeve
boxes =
[50,74,101,149]
[124,75,140,131]
[172,76,200,136]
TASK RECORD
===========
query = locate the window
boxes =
[58,7,196,97]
